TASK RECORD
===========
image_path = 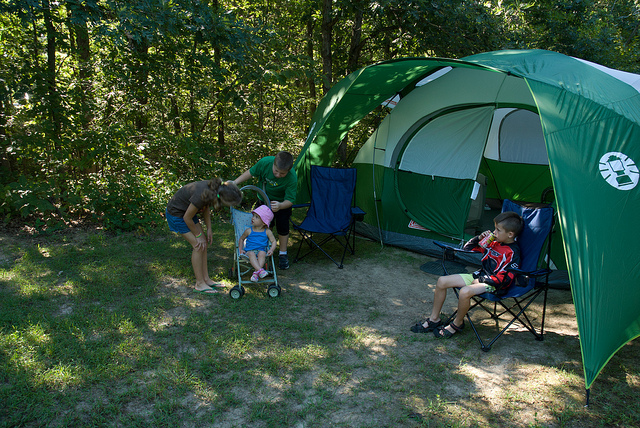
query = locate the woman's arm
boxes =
[203,206,212,244]
[183,203,207,251]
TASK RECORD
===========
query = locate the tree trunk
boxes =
[321,0,333,95]
[210,0,226,158]
[171,96,182,135]
[306,14,316,116]
[125,26,149,134]
[337,4,365,164]
[0,80,10,175]
[189,34,198,134]
[214,45,226,158]
[347,5,364,74]
[42,0,61,141]
[257,79,264,132]
[73,16,93,128]
[131,38,149,133]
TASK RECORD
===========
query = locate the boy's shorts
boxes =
[273,207,292,236]
[459,273,496,293]
[166,209,199,234]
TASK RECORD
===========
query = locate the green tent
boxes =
[294,49,640,390]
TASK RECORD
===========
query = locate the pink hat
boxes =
[252,205,274,226]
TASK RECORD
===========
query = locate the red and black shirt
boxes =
[463,236,521,293]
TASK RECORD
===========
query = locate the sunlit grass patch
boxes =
[2,323,51,373]
[1,229,639,427]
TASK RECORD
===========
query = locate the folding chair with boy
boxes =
[435,199,555,351]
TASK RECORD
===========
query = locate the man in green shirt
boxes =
[234,151,297,269]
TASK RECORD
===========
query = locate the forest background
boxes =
[1,0,639,232]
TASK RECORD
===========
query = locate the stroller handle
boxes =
[239,185,271,206]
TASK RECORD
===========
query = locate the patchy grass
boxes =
[1,218,639,427]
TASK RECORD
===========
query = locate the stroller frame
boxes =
[228,185,280,299]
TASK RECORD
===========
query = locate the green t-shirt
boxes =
[249,156,297,203]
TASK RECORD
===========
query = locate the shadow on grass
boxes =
[1,226,638,427]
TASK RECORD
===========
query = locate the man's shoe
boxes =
[279,254,290,270]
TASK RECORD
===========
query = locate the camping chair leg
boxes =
[349,219,356,256]
[293,229,350,268]
[440,247,457,276]
[483,290,546,348]
[445,308,493,352]
[450,287,548,351]
[539,287,549,339]
[446,290,493,351]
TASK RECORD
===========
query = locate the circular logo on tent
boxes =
[599,152,639,190]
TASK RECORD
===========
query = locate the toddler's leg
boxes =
[247,252,261,271]
[257,251,266,269]
[257,251,269,278]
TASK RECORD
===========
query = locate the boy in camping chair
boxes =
[411,211,524,339]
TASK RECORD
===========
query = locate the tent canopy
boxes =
[294,50,640,389]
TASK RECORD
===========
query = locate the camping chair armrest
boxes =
[292,203,311,209]
[351,207,366,221]
[507,267,552,277]
[434,240,474,254]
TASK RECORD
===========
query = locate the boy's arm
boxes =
[271,200,292,211]
[271,174,297,211]
[266,230,277,256]
[480,246,519,289]
[234,170,253,186]
[463,233,482,251]
[283,173,297,204]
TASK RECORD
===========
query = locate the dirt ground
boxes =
[274,239,588,426]
[4,227,615,427]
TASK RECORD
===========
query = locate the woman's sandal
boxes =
[410,318,443,333]
[433,321,465,339]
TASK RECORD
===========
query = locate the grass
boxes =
[1,216,639,427]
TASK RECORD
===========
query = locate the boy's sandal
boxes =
[433,321,465,339]
[410,318,443,333]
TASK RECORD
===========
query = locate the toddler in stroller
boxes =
[239,205,277,282]
[229,186,281,299]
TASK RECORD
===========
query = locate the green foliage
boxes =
[0,177,59,226]
[1,0,639,231]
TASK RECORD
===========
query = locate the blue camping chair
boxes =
[291,166,365,268]
[435,199,555,351]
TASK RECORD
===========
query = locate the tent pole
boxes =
[585,388,590,407]
[371,97,397,249]
[372,138,384,249]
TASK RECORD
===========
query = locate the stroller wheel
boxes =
[230,286,243,300]
[267,285,281,298]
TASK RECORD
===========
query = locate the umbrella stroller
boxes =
[228,185,280,299]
